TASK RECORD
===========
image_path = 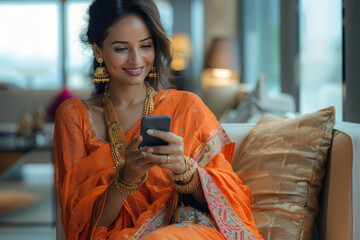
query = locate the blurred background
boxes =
[0,0,359,239]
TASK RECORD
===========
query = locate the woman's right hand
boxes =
[118,135,154,183]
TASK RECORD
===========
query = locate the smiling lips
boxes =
[123,66,145,76]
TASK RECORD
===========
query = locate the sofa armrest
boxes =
[332,122,360,240]
[318,129,353,240]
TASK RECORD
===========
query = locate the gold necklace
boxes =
[104,84,155,168]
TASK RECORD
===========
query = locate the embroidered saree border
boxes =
[193,124,233,167]
[198,167,257,240]
[129,204,168,239]
[192,124,258,239]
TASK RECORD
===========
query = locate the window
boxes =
[0,2,61,89]
[299,0,342,120]
[242,0,280,94]
[65,1,93,90]
[241,0,342,120]
[156,0,173,37]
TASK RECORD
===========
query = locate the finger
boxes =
[142,152,167,165]
[126,149,147,163]
[155,162,182,170]
[139,146,154,153]
[140,161,155,170]
[149,145,183,155]
[122,154,152,177]
[134,156,154,168]
[143,153,182,165]
[127,135,143,152]
[120,158,153,183]
[146,129,183,144]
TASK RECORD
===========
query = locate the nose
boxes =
[128,48,141,65]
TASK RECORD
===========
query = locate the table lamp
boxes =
[202,37,240,118]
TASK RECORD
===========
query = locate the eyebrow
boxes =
[111,36,153,45]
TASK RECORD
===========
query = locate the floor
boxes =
[0,226,55,240]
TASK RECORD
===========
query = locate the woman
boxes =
[53,0,263,239]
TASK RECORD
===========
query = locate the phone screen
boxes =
[139,116,171,147]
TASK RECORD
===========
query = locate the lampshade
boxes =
[205,37,240,73]
[202,37,240,119]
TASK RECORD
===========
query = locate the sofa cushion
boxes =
[233,106,335,240]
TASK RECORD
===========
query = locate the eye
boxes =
[141,44,152,49]
[115,47,127,52]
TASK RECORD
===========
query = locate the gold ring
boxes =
[167,155,170,164]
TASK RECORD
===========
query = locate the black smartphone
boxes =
[139,116,171,147]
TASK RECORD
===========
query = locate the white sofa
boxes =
[56,121,360,240]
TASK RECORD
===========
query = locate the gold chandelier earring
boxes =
[148,66,158,79]
[93,57,110,83]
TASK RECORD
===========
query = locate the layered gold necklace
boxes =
[103,85,155,168]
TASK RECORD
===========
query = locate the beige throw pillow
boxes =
[233,106,335,240]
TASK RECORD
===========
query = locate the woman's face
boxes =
[93,14,155,86]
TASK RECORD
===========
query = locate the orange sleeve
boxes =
[53,99,114,239]
[53,99,88,205]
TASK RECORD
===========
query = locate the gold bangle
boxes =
[169,156,197,181]
[113,163,148,195]
[172,170,200,194]
[184,156,191,172]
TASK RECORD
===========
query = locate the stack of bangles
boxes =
[113,163,148,195]
[169,156,201,194]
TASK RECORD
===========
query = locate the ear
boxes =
[92,43,103,61]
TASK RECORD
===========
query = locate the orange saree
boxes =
[53,89,263,240]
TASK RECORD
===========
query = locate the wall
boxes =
[0,89,91,123]
[204,0,237,58]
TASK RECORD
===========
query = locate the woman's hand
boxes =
[119,135,154,183]
[139,129,186,175]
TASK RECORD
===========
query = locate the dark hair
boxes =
[81,0,173,95]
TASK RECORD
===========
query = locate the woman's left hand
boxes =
[140,129,186,175]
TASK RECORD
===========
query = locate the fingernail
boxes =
[147,129,154,134]
[141,151,146,157]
